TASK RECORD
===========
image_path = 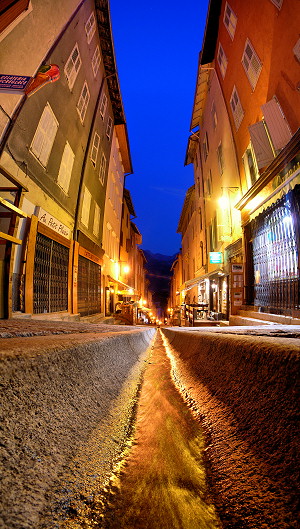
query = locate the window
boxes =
[270,0,283,8]
[242,39,262,89]
[211,102,218,129]
[207,170,213,196]
[81,186,91,227]
[93,202,101,237]
[57,142,75,193]
[99,93,107,119]
[99,153,107,184]
[223,2,237,39]
[64,43,81,90]
[230,86,244,130]
[92,45,101,77]
[217,142,224,175]
[77,81,90,123]
[243,146,259,187]
[30,103,58,167]
[90,132,100,166]
[202,132,209,161]
[106,116,113,140]
[217,43,228,78]
[85,11,96,44]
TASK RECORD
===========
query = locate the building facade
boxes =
[0,0,144,320]
[178,0,300,322]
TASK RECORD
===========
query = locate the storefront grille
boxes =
[33,233,69,313]
[78,256,101,316]
[251,188,300,313]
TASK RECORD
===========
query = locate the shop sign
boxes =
[36,207,71,239]
[0,74,31,94]
[232,264,243,273]
[79,247,102,265]
[209,252,223,264]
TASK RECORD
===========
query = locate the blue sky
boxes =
[110,0,209,256]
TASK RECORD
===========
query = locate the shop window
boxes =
[242,39,262,90]
[90,132,100,166]
[30,103,58,167]
[64,43,81,90]
[85,11,96,44]
[57,141,75,194]
[92,45,101,77]
[217,42,228,79]
[223,2,237,39]
[81,185,91,227]
[77,81,90,123]
[100,92,108,119]
[230,86,244,130]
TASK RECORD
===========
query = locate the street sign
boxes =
[0,74,31,94]
[209,252,223,264]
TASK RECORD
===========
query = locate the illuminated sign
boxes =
[209,252,223,264]
[0,74,31,94]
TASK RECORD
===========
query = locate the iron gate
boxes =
[33,232,69,313]
[251,187,300,313]
[78,255,101,316]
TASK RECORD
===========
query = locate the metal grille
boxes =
[33,233,69,314]
[78,256,101,316]
[251,188,299,313]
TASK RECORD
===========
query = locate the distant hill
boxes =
[143,250,177,313]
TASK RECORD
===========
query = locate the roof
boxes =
[95,0,126,125]
[177,185,195,233]
[131,221,141,235]
[200,0,222,66]
[123,188,136,217]
[115,124,133,174]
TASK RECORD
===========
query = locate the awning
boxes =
[107,275,135,291]
[184,268,225,291]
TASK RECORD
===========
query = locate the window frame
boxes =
[85,11,96,44]
[217,42,228,79]
[99,152,107,184]
[99,93,108,119]
[242,39,262,90]
[92,45,101,77]
[223,2,237,40]
[90,131,100,166]
[64,43,82,90]
[77,81,90,123]
[230,86,244,130]
[106,116,113,140]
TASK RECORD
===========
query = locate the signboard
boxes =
[0,65,60,96]
[36,207,71,239]
[209,252,223,264]
[0,74,31,94]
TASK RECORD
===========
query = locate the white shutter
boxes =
[81,186,91,227]
[30,105,58,166]
[249,121,274,169]
[57,142,75,193]
[262,97,292,151]
[93,202,100,237]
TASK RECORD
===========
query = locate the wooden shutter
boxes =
[261,97,292,152]
[249,121,274,169]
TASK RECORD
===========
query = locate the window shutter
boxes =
[57,142,74,193]
[261,97,292,151]
[249,121,274,169]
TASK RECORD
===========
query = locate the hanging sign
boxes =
[209,252,223,264]
[0,65,60,96]
[0,74,31,94]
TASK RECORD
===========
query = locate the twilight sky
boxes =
[110,0,209,256]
